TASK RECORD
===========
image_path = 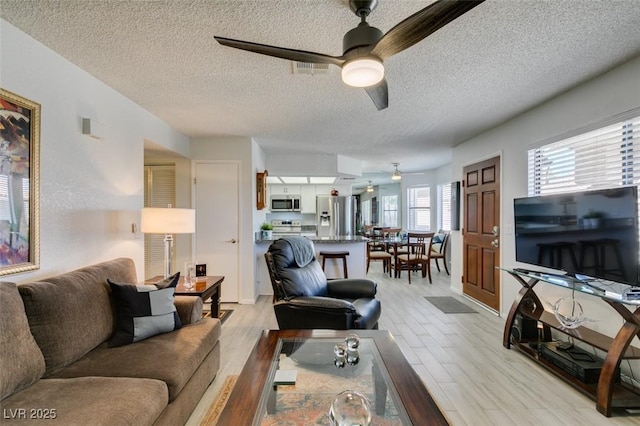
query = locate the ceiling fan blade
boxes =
[214,36,345,67]
[370,0,485,61]
[364,78,388,110]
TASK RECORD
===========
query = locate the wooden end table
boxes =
[147,275,224,318]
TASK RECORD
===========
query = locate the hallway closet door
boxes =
[194,161,240,303]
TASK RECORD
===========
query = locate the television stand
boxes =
[501,267,640,416]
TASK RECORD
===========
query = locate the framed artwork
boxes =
[0,88,40,275]
[256,170,268,210]
[195,263,207,278]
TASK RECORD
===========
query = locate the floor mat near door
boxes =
[424,296,477,314]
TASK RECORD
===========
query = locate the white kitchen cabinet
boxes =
[269,184,301,195]
[300,186,316,213]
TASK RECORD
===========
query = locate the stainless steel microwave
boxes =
[270,195,301,212]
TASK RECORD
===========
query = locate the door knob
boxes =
[490,238,499,248]
[226,238,237,244]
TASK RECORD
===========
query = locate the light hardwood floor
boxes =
[187,265,640,425]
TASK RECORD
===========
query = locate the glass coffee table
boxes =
[217,329,448,425]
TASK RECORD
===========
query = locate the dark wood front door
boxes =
[463,156,501,311]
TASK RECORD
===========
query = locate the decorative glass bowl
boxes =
[329,390,372,426]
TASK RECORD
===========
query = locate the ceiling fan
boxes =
[214,0,484,110]
[390,162,424,181]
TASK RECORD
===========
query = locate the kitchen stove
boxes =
[271,220,302,237]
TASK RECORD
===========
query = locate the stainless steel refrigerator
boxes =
[316,196,357,238]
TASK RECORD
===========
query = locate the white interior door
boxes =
[194,161,240,303]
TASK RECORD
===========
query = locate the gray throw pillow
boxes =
[108,273,181,347]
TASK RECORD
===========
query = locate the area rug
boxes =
[200,375,237,425]
[218,309,233,324]
[203,309,233,324]
[424,296,477,314]
[198,368,403,425]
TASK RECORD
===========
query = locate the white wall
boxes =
[1,20,189,283]
[252,140,269,296]
[451,55,640,337]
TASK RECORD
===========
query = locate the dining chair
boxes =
[395,232,434,284]
[384,228,408,255]
[368,227,387,252]
[366,240,393,277]
[426,230,450,283]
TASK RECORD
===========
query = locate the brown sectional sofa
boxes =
[0,258,221,425]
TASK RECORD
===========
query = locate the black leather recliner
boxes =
[265,237,381,330]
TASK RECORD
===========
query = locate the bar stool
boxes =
[579,238,626,281]
[536,241,578,270]
[320,251,349,278]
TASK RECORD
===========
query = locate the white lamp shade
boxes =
[141,207,195,234]
[341,58,384,88]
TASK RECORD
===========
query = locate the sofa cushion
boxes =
[18,258,138,376]
[0,376,167,426]
[108,278,182,347]
[49,318,220,402]
[0,282,46,400]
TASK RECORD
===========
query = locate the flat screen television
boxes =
[514,186,639,286]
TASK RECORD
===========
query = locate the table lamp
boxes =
[141,205,196,278]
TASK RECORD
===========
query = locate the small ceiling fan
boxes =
[390,163,424,181]
[214,0,484,110]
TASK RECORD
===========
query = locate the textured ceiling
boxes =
[2,0,640,186]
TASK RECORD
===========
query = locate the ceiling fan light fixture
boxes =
[341,57,384,88]
[391,162,402,180]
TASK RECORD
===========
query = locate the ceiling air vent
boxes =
[291,61,330,75]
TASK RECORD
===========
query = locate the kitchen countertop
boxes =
[255,235,369,244]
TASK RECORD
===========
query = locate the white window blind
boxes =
[437,183,452,231]
[144,165,176,279]
[528,115,640,195]
[381,195,398,227]
[407,186,430,231]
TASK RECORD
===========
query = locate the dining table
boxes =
[364,230,435,278]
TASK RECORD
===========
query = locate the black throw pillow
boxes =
[108,272,182,347]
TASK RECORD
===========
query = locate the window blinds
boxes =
[143,165,176,279]
[528,115,640,196]
[438,183,452,231]
[408,186,430,231]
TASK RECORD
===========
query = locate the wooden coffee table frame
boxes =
[217,329,449,425]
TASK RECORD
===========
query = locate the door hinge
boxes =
[462,180,465,187]
[193,178,196,184]
[461,275,464,283]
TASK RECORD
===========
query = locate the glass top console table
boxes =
[500,267,640,417]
